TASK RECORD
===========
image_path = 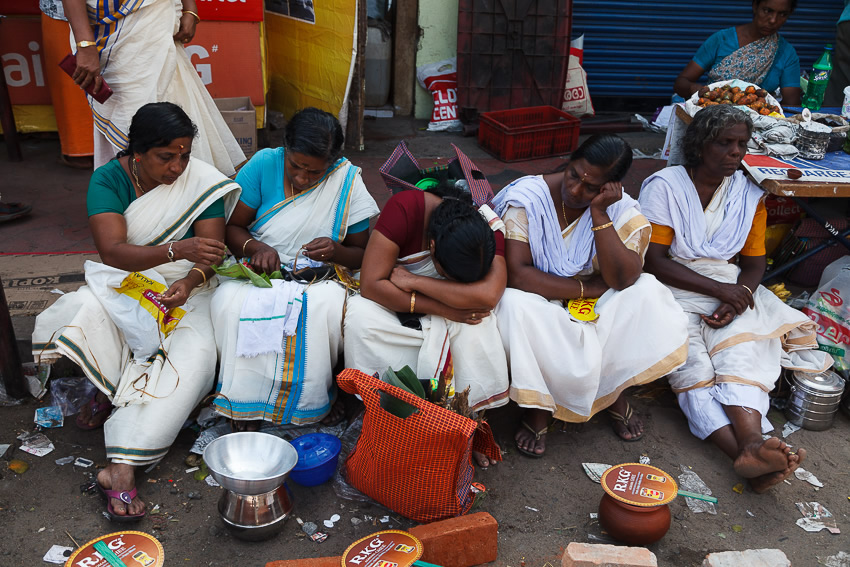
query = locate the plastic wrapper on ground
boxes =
[678,464,717,514]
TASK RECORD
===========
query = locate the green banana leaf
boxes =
[380,367,420,419]
[212,259,283,288]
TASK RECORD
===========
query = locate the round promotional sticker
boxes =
[342,530,423,567]
[65,531,163,567]
[600,463,677,507]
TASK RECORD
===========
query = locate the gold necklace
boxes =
[689,167,724,213]
[131,159,147,195]
[561,199,569,225]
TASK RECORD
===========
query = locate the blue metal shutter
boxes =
[572,0,845,99]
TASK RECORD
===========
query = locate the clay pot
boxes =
[598,492,671,545]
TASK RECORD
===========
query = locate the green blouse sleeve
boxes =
[195,197,226,221]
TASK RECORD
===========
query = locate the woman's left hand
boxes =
[159,277,193,311]
[701,303,736,329]
[174,12,198,44]
[589,181,623,213]
[389,266,418,292]
[303,237,337,263]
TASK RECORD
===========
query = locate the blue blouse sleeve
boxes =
[348,218,370,234]
[692,30,724,71]
[777,39,801,88]
[234,150,269,211]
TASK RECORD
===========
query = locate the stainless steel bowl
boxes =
[203,432,298,495]
[218,484,293,541]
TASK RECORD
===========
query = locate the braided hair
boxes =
[426,182,496,283]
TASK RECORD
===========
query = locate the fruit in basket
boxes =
[697,84,780,115]
[756,88,768,98]
[745,85,756,94]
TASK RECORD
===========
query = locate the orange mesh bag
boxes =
[337,368,500,523]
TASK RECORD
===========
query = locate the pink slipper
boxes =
[98,483,145,522]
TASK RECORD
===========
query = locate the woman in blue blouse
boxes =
[674,0,802,106]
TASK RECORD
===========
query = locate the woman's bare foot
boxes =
[515,408,550,458]
[97,464,145,517]
[473,450,497,468]
[733,436,790,479]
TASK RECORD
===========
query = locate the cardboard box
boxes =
[215,97,257,157]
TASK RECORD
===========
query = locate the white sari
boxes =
[639,167,831,439]
[75,0,245,174]
[32,157,240,465]
[211,160,379,424]
[492,175,689,422]
[343,205,511,411]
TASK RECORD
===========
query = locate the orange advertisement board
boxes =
[0,17,51,105]
[197,0,264,22]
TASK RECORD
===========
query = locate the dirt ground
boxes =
[1,381,848,566]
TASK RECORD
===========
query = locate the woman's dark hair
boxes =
[426,182,496,283]
[754,0,797,13]
[682,105,753,168]
[284,107,345,163]
[117,102,197,158]
[569,134,633,182]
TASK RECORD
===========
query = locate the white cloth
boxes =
[32,160,240,465]
[677,383,773,440]
[75,0,245,174]
[492,175,641,276]
[235,280,305,358]
[211,159,379,424]
[639,167,764,261]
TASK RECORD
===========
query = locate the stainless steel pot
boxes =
[785,369,845,431]
[203,432,298,495]
[218,483,293,541]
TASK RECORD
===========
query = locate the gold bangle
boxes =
[741,284,754,296]
[410,291,416,313]
[578,279,584,300]
[76,40,97,49]
[191,267,207,286]
[241,238,254,257]
[182,9,200,22]
[591,221,614,232]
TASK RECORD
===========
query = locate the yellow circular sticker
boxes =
[567,297,599,322]
[601,463,678,507]
[65,531,163,567]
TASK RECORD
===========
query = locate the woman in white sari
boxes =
[211,108,379,429]
[62,0,245,173]
[492,134,689,458]
[32,103,240,520]
[344,182,510,467]
[640,105,830,492]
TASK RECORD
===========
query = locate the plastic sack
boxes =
[417,57,462,132]
[561,34,595,118]
[49,377,96,416]
[801,256,850,371]
[84,261,188,361]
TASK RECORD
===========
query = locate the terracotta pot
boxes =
[598,492,671,545]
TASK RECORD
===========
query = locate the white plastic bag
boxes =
[561,34,594,118]
[417,57,462,132]
[801,256,850,371]
[84,261,188,361]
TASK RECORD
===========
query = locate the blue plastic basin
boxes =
[289,433,342,487]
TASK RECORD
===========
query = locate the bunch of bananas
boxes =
[767,282,792,302]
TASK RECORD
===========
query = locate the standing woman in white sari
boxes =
[640,105,830,492]
[61,0,245,173]
[492,134,689,458]
[211,107,379,430]
[32,102,241,520]
[344,183,510,466]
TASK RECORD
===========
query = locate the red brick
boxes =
[408,512,499,567]
[266,512,499,567]
[702,549,790,567]
[562,542,658,567]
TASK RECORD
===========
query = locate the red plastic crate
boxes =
[478,106,581,162]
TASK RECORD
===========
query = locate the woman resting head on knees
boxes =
[344,181,511,467]
[31,101,240,521]
[674,0,801,105]
[639,104,831,493]
[210,106,379,431]
[491,134,689,458]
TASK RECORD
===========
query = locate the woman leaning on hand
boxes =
[32,102,241,522]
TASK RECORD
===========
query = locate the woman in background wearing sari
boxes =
[210,108,379,430]
[674,0,802,105]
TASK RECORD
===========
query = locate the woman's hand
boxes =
[389,266,419,293]
[248,241,282,275]
[73,45,102,91]
[580,274,610,299]
[589,181,623,213]
[173,12,198,44]
[159,277,193,311]
[713,282,755,314]
[701,303,736,328]
[442,306,490,325]
[303,237,337,263]
[175,237,226,266]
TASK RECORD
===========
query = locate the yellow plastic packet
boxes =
[567,297,599,322]
[113,272,186,336]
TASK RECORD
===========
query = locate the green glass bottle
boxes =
[802,45,834,111]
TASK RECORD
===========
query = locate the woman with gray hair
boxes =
[639,105,831,493]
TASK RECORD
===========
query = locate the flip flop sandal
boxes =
[608,402,644,442]
[76,397,113,430]
[98,484,145,522]
[515,419,549,459]
[0,202,32,223]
